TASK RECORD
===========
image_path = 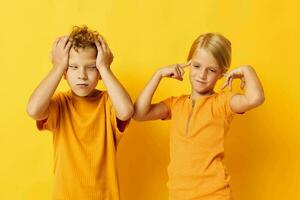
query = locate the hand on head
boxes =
[51,35,72,70]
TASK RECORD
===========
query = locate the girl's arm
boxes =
[222,65,265,113]
[95,36,134,121]
[26,36,71,120]
[133,63,188,121]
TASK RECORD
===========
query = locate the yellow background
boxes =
[0,0,299,199]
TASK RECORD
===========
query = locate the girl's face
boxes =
[189,48,223,96]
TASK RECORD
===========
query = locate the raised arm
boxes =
[26,36,71,120]
[133,63,188,121]
[222,65,265,113]
[95,36,134,121]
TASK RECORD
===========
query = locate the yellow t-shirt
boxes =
[162,92,239,200]
[36,90,128,200]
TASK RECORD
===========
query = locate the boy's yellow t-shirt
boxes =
[162,92,239,200]
[36,90,128,200]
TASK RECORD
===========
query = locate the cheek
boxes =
[189,68,196,78]
[88,71,100,81]
[207,74,220,84]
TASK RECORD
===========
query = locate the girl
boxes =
[133,33,264,200]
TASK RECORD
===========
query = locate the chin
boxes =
[72,89,92,97]
[193,86,213,95]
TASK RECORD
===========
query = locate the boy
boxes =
[27,26,133,200]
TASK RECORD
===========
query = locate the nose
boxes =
[198,68,207,80]
[78,68,88,80]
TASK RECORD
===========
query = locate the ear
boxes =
[219,68,226,79]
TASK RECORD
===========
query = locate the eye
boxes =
[209,69,216,73]
[87,66,97,71]
[69,65,78,69]
[193,64,200,68]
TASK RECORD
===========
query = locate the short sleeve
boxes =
[106,96,130,140]
[160,96,175,120]
[213,92,240,122]
[36,93,61,132]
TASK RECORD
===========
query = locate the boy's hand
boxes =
[157,62,190,81]
[221,65,252,91]
[51,36,72,70]
[95,35,114,70]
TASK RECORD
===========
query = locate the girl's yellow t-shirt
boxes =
[162,92,239,200]
[36,90,127,200]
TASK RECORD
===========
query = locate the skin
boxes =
[27,35,133,121]
[133,47,265,121]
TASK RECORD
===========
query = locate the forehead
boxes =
[69,47,97,64]
[191,48,219,68]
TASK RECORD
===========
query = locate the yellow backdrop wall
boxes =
[0,0,299,199]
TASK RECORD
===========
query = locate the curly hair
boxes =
[69,25,99,52]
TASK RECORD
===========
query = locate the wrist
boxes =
[97,65,111,74]
[242,65,254,73]
[154,69,163,80]
[53,64,67,73]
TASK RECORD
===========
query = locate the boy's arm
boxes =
[95,36,134,121]
[26,36,71,120]
[133,63,188,121]
[222,65,265,113]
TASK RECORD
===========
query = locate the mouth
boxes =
[76,83,89,88]
[195,80,206,84]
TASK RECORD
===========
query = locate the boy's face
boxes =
[189,48,223,95]
[64,47,100,97]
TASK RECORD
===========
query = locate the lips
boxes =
[76,83,89,88]
[195,80,206,84]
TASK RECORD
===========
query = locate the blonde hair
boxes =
[69,25,99,52]
[187,33,231,73]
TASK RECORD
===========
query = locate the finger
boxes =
[63,36,70,48]
[178,65,185,77]
[65,40,72,52]
[221,74,230,89]
[98,35,108,52]
[241,77,246,89]
[95,39,104,54]
[179,62,190,69]
[229,77,233,91]
[170,68,179,79]
[169,68,177,78]
[58,35,68,48]
[53,37,61,49]
[221,79,229,90]
[175,66,183,80]
[221,82,227,90]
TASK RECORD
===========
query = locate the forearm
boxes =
[243,66,265,106]
[26,66,65,118]
[134,70,162,119]
[99,67,133,120]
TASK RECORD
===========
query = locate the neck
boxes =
[190,89,215,100]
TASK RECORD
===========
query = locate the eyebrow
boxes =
[68,63,96,67]
[192,61,201,66]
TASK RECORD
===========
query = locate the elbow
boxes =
[117,105,134,121]
[26,105,39,119]
[132,112,144,121]
[26,103,46,120]
[132,103,147,121]
[249,94,265,107]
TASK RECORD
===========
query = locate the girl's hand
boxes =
[221,65,252,91]
[95,35,114,70]
[51,36,72,70]
[157,62,190,81]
